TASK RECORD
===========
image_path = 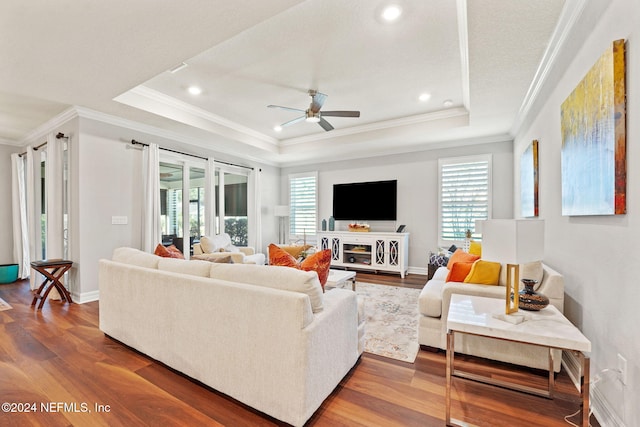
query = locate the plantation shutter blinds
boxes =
[289,172,318,239]
[439,156,491,242]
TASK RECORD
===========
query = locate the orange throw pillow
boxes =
[300,249,331,288]
[268,244,331,289]
[446,261,474,282]
[154,243,184,259]
[268,244,299,268]
[446,249,480,269]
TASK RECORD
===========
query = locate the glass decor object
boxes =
[519,279,549,311]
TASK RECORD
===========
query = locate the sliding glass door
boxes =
[217,170,248,246]
[160,155,250,255]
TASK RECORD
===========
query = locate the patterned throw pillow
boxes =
[154,244,184,259]
[268,244,331,289]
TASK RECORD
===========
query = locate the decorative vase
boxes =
[321,219,327,231]
[518,279,549,311]
[328,216,335,231]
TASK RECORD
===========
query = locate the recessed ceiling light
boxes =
[273,125,282,132]
[419,93,431,102]
[382,5,402,22]
[443,99,454,107]
[188,86,202,95]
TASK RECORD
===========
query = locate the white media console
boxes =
[317,231,409,278]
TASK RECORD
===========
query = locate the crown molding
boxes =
[510,0,588,137]
[279,107,469,147]
[115,85,279,149]
[20,107,79,144]
[72,106,280,167]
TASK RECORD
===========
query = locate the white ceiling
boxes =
[0,0,569,166]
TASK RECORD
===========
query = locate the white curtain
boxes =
[11,153,30,279]
[45,133,64,260]
[252,168,263,253]
[25,146,39,290]
[204,157,216,237]
[142,143,161,252]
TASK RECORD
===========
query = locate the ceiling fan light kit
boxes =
[268,90,360,132]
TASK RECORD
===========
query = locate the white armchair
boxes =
[192,233,266,265]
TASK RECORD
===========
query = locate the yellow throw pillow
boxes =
[469,241,482,257]
[464,260,501,285]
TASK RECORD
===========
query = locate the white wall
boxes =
[514,0,640,424]
[0,144,18,264]
[282,140,514,271]
[67,117,280,300]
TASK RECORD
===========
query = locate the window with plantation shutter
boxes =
[289,172,318,240]
[439,155,491,244]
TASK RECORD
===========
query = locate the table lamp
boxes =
[274,205,290,244]
[478,219,545,314]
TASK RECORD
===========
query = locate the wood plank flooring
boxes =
[0,274,597,426]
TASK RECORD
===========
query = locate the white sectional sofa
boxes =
[99,247,363,426]
[418,262,565,372]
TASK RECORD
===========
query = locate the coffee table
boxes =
[445,294,591,427]
[324,269,357,291]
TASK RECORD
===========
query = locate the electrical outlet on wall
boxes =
[617,353,627,385]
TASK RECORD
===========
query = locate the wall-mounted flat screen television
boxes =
[332,180,397,221]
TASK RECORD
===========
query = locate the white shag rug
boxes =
[355,282,421,363]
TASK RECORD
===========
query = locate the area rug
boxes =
[355,282,421,363]
[0,297,12,311]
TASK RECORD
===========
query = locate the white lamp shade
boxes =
[479,219,544,264]
[274,205,290,217]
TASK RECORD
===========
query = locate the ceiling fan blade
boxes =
[310,91,327,113]
[318,117,334,131]
[268,104,305,113]
[281,115,306,127]
[321,110,360,118]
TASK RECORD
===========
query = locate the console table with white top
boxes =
[445,294,591,427]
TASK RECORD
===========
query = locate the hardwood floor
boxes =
[0,274,596,426]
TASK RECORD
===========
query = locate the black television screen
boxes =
[332,180,397,221]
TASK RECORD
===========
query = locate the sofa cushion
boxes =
[464,260,501,285]
[521,261,544,290]
[445,261,474,282]
[446,249,480,269]
[157,258,213,277]
[498,260,544,287]
[209,263,324,313]
[113,247,160,269]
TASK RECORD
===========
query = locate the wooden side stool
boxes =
[30,259,73,310]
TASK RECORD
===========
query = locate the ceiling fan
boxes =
[268,90,360,131]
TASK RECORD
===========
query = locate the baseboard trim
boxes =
[408,266,428,276]
[563,351,627,427]
[72,290,99,304]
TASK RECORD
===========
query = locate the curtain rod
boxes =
[130,139,255,171]
[18,133,68,157]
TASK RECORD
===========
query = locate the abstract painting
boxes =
[561,39,626,216]
[521,140,539,217]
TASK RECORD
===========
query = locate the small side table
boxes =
[30,259,73,309]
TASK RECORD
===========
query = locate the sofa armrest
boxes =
[193,243,204,255]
